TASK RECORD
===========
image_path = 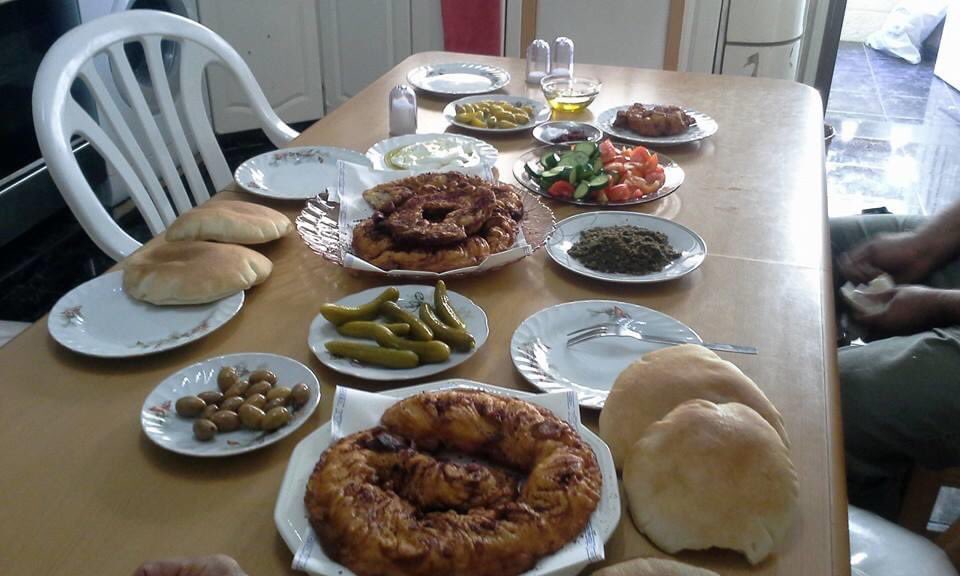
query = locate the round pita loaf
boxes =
[593,557,719,576]
[599,344,788,470]
[165,200,293,244]
[123,241,272,305]
[623,400,798,565]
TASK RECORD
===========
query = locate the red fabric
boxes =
[441,0,502,56]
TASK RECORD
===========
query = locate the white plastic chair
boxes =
[32,10,299,261]
[849,505,958,576]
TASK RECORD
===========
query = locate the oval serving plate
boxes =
[532,121,604,145]
[48,271,243,358]
[512,143,684,207]
[443,95,552,134]
[511,301,702,409]
[546,211,706,284]
[141,353,321,457]
[308,285,488,381]
[366,133,498,171]
[234,146,371,200]
[273,379,621,576]
[407,62,511,96]
[596,105,718,146]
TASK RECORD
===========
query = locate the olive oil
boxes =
[546,93,594,112]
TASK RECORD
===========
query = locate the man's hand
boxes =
[857,285,959,339]
[839,232,938,285]
[133,555,247,576]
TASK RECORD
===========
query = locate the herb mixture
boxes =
[568,225,680,275]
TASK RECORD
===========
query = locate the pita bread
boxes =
[593,558,719,576]
[165,200,293,244]
[623,400,798,565]
[599,344,788,469]
[123,240,272,305]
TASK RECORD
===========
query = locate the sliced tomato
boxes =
[605,162,625,175]
[548,180,575,198]
[599,139,618,162]
[626,175,662,196]
[606,183,632,203]
[643,152,659,172]
[628,146,650,163]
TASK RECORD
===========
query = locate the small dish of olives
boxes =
[141,353,321,457]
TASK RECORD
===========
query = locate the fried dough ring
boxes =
[383,187,496,245]
[305,390,603,576]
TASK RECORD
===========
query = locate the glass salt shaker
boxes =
[526,39,551,84]
[389,84,417,136]
[553,36,574,77]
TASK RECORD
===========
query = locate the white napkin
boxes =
[331,161,533,277]
[292,384,606,576]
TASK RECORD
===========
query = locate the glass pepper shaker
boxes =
[389,84,417,136]
[553,36,574,77]
[526,39,551,84]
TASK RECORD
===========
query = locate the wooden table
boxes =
[0,53,847,575]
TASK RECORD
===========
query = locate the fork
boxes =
[566,320,758,355]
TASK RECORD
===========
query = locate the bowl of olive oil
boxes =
[540,75,602,113]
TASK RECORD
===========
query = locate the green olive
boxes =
[325,341,420,369]
[197,390,223,405]
[266,386,292,403]
[193,419,217,441]
[245,381,272,398]
[238,404,265,430]
[201,404,220,419]
[485,116,497,128]
[243,393,267,410]
[217,367,238,392]
[291,383,310,408]
[220,396,244,413]
[455,112,475,123]
[264,398,287,412]
[248,369,277,385]
[513,112,530,124]
[175,396,206,418]
[419,303,476,352]
[262,407,291,432]
[470,117,487,128]
[224,380,250,399]
[496,120,518,129]
[319,287,401,325]
[210,410,240,432]
[379,301,433,341]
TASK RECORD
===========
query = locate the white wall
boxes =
[535,0,670,69]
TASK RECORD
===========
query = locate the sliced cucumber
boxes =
[573,142,598,157]
[540,151,560,169]
[525,161,542,179]
[574,181,590,199]
[558,150,590,168]
[587,173,610,191]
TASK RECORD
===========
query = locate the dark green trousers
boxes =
[831,215,960,520]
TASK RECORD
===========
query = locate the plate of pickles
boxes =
[307,282,489,381]
[443,95,552,134]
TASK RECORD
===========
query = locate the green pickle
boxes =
[319,287,400,325]
[419,303,475,352]
[433,280,467,331]
[337,321,410,339]
[324,341,419,369]
[379,301,434,341]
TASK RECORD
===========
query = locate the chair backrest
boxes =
[33,10,299,261]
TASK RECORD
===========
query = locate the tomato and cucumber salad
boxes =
[525,139,666,203]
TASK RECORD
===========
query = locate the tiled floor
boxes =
[826,41,960,217]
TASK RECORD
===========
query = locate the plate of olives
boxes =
[442,95,552,134]
[141,353,320,457]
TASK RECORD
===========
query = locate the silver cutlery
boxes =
[566,319,757,355]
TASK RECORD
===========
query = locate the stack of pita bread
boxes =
[123,200,293,305]
[599,345,798,567]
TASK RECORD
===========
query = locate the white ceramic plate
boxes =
[234,146,371,200]
[596,105,718,146]
[546,212,706,283]
[407,62,511,96]
[273,379,621,576]
[141,353,321,457]
[308,285,488,381]
[532,121,604,145]
[511,301,701,409]
[366,133,498,171]
[443,95,552,134]
[48,271,243,358]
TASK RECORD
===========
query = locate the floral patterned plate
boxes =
[234,146,371,200]
[141,353,321,457]
[48,271,243,358]
[510,300,701,409]
[307,285,488,381]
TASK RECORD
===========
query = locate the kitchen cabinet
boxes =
[198,0,326,134]
[317,0,413,111]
